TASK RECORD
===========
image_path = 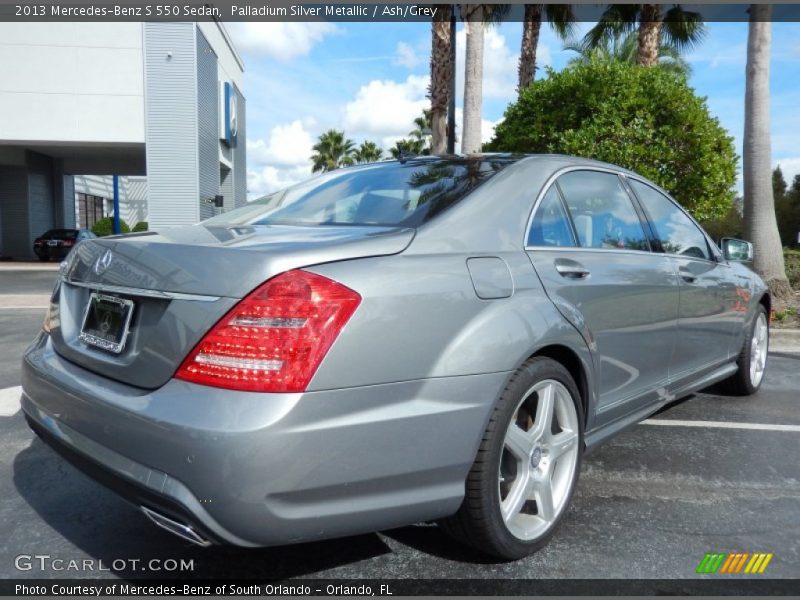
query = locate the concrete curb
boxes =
[770,328,800,355]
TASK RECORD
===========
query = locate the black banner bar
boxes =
[3,579,800,596]
[1,2,800,22]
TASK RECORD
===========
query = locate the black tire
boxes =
[37,255,49,262]
[720,305,769,396]
[439,356,584,560]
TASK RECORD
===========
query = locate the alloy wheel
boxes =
[498,379,580,541]
[749,312,768,387]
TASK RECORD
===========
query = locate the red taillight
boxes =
[175,270,361,393]
[34,240,42,246]
[63,240,74,247]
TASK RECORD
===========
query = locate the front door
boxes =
[627,179,742,380]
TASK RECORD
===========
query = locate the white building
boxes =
[0,22,246,259]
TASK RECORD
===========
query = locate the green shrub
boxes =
[132,221,149,232]
[91,217,130,237]
[488,61,737,222]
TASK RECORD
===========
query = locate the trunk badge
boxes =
[94,250,113,275]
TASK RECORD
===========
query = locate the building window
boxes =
[77,193,106,229]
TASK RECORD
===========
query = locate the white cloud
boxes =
[226,23,338,60]
[455,27,525,101]
[247,119,317,197]
[247,118,316,168]
[453,108,502,152]
[393,42,422,69]
[247,165,313,199]
[343,75,430,146]
[775,158,800,187]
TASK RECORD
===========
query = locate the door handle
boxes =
[679,267,697,283]
[555,260,590,279]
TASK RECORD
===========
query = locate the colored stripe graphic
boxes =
[720,553,736,574]
[734,553,750,573]
[697,553,726,573]
[698,552,773,574]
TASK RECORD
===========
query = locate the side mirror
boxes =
[720,237,753,262]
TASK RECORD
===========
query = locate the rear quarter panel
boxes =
[307,158,598,427]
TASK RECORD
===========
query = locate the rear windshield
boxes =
[41,229,78,239]
[204,158,515,228]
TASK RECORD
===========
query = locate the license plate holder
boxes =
[79,293,135,354]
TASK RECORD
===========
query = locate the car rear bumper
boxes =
[21,332,505,547]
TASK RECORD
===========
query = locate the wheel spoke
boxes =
[530,383,555,441]
[505,423,535,460]
[532,477,555,522]
[548,430,577,460]
[501,469,532,523]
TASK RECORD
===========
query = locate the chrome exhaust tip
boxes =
[141,506,212,547]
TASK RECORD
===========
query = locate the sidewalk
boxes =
[771,328,800,355]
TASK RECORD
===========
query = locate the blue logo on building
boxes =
[223,82,238,148]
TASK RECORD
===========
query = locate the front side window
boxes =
[629,179,711,260]
[527,186,576,247]
[557,171,649,251]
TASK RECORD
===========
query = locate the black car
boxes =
[33,228,96,261]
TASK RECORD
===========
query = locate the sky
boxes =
[224,19,800,199]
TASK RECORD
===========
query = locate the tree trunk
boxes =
[518,5,542,94]
[429,5,453,155]
[744,4,792,298]
[461,4,485,155]
[637,4,663,67]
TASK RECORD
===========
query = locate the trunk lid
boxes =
[63,224,415,298]
[51,224,414,389]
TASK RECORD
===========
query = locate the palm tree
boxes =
[518,4,575,93]
[429,5,454,154]
[310,130,355,173]
[460,4,485,155]
[743,4,791,298]
[582,4,705,67]
[352,141,383,164]
[565,30,691,76]
[390,137,427,159]
[460,5,507,154]
[410,110,433,146]
[390,110,433,158]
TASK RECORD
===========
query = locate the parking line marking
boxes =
[642,418,800,433]
[0,386,22,417]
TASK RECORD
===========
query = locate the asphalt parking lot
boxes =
[0,269,798,583]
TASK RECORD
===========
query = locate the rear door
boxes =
[525,169,679,421]
[627,178,743,381]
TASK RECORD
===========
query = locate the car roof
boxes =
[349,153,642,179]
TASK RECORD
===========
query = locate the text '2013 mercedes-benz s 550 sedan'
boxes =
[22,155,769,559]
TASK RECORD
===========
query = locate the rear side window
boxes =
[528,187,576,247]
[629,180,711,260]
[558,171,649,251]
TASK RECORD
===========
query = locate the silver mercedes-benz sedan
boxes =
[22,155,769,559]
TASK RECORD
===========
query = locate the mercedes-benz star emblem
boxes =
[94,250,113,275]
[99,312,113,333]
